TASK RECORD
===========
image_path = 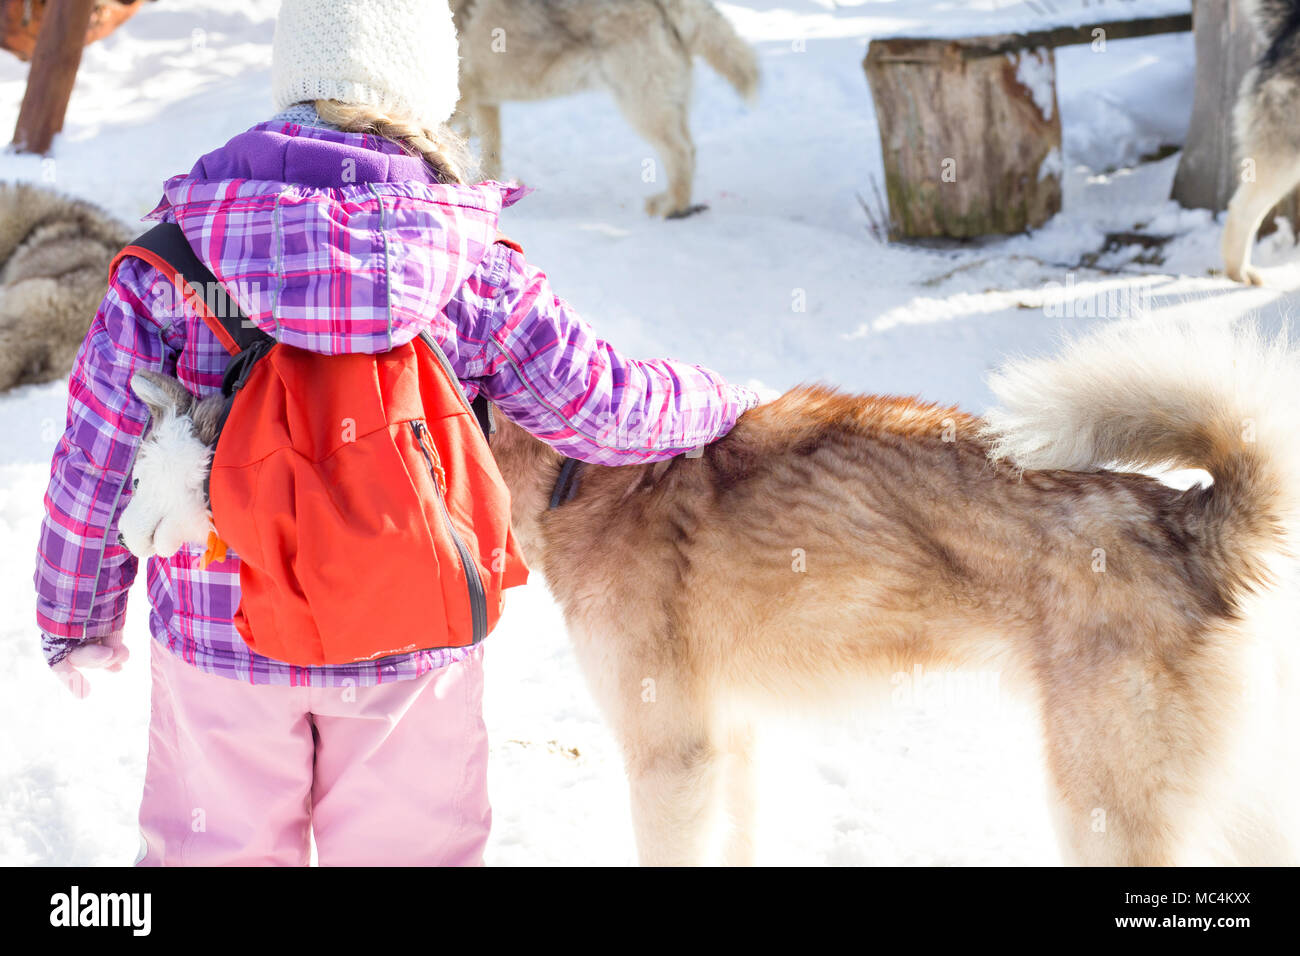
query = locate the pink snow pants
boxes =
[136,640,490,866]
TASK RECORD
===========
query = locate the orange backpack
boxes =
[114,223,529,666]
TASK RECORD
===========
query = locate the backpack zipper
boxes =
[409,420,488,644]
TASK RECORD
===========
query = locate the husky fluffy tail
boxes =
[665,0,760,102]
[984,321,1300,592]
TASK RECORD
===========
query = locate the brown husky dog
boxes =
[487,322,1300,866]
[124,321,1300,865]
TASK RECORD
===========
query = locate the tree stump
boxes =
[1172,0,1300,231]
[865,36,1062,239]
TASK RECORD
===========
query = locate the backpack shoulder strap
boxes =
[111,222,270,357]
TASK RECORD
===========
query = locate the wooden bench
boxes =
[863,12,1193,239]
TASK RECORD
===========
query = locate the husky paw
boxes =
[665,203,709,221]
[1225,264,1265,286]
[645,192,706,219]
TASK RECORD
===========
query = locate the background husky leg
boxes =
[1222,155,1300,284]
[603,45,696,217]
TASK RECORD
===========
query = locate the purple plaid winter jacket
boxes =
[34,119,758,686]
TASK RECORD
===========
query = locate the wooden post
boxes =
[1172,0,1300,227]
[12,0,99,155]
[1172,0,1255,210]
[865,36,1062,239]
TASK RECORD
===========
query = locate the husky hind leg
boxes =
[1222,153,1300,284]
[603,44,697,218]
[1040,647,1233,867]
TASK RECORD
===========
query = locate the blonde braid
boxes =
[314,99,475,185]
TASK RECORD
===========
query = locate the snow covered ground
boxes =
[2,0,1298,866]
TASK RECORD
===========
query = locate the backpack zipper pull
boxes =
[411,421,448,495]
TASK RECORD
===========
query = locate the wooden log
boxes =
[12,0,98,155]
[865,36,1062,239]
[868,15,1192,61]
[1172,0,1300,232]
[0,0,145,62]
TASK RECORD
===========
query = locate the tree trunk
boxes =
[12,0,98,155]
[865,36,1062,239]
[1172,0,1300,229]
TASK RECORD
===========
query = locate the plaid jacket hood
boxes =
[146,121,525,354]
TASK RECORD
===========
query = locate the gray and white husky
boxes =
[450,0,759,217]
[0,182,133,391]
[1223,0,1300,284]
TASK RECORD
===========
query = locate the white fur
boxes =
[984,319,1300,491]
[119,414,213,559]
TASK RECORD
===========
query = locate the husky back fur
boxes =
[1222,0,1300,283]
[125,322,1300,865]
[450,0,759,217]
[0,182,133,391]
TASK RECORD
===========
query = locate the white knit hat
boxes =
[272,0,460,129]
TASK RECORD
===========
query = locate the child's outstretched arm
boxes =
[447,242,760,465]
[35,257,178,696]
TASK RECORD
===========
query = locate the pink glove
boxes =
[50,632,129,699]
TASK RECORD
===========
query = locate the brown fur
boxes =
[489,383,1294,865]
[0,182,133,391]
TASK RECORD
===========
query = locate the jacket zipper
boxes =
[409,420,488,644]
